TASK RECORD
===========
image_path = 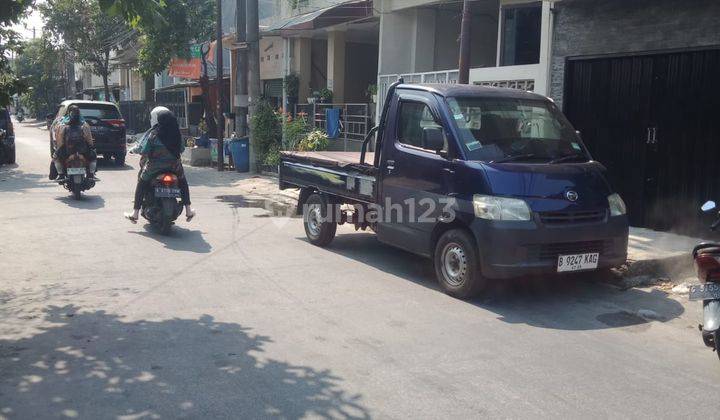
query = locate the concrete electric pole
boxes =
[458,0,471,84]
[235,0,248,137]
[216,0,225,171]
[247,0,261,171]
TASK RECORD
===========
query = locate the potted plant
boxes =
[308,90,319,104]
[318,88,333,104]
[367,84,377,103]
[283,73,299,107]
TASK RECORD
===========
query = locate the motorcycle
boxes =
[690,200,720,361]
[58,153,95,199]
[140,172,183,234]
[15,112,24,123]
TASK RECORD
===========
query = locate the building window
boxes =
[500,3,541,66]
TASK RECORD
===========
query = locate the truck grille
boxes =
[527,240,610,261]
[539,210,606,225]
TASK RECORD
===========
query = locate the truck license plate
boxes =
[557,253,599,272]
[689,283,720,301]
[155,187,180,198]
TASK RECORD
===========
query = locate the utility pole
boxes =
[247,0,261,171]
[216,0,225,171]
[458,0,471,84]
[235,0,248,137]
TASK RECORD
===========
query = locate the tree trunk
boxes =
[103,51,111,101]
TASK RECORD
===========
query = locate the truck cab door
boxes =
[376,91,455,256]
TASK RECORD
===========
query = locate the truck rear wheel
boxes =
[303,193,337,247]
[434,229,486,299]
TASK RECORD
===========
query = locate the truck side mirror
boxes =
[422,126,445,152]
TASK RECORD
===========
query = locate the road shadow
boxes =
[0,305,369,419]
[54,194,106,210]
[129,224,212,253]
[309,232,685,331]
[0,165,52,192]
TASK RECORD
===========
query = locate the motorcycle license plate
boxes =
[689,283,720,301]
[557,253,599,272]
[155,187,180,198]
[67,167,85,175]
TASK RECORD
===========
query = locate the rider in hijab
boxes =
[124,106,195,223]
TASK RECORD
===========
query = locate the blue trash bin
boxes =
[228,137,250,172]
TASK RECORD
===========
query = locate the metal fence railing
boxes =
[119,100,188,135]
[294,103,371,152]
[119,101,154,135]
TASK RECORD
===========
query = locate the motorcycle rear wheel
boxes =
[71,183,81,200]
[159,218,172,235]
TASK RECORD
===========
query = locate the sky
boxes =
[12,3,45,40]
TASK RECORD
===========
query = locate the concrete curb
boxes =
[625,252,693,278]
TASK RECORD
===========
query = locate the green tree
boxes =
[97,0,164,27]
[132,0,215,76]
[130,0,216,133]
[13,36,68,117]
[41,0,130,100]
[0,0,34,106]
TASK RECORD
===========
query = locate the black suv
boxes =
[0,107,15,164]
[50,100,127,166]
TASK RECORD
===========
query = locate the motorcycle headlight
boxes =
[608,193,627,216]
[473,194,531,221]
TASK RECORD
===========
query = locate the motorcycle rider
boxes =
[52,105,97,180]
[124,106,195,223]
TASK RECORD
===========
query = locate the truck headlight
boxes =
[473,194,531,221]
[608,193,627,216]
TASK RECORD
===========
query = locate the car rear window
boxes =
[77,104,121,120]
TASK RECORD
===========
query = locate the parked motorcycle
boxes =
[140,172,183,234]
[58,153,95,199]
[690,200,720,361]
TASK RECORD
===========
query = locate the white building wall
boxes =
[378,0,554,97]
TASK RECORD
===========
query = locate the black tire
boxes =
[159,218,172,235]
[434,229,487,299]
[72,183,82,200]
[303,193,337,247]
[115,152,126,167]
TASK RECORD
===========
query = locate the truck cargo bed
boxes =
[279,151,377,203]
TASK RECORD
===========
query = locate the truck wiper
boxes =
[491,153,538,163]
[549,153,588,164]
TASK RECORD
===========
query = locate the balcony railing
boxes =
[377,64,545,118]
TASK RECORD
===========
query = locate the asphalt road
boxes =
[1,120,720,419]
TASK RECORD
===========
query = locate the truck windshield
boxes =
[446,97,588,163]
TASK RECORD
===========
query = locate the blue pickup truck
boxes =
[279,81,629,298]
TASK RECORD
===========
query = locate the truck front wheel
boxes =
[303,193,337,247]
[434,229,486,299]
